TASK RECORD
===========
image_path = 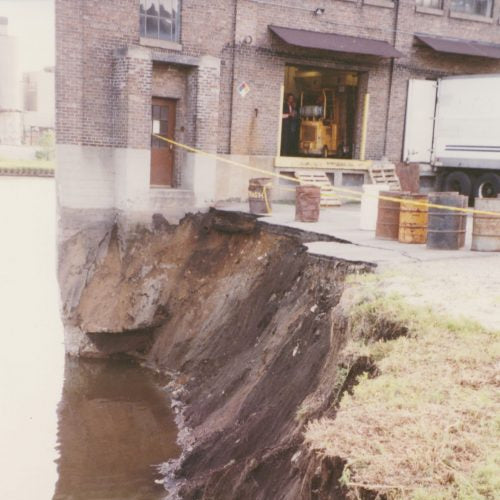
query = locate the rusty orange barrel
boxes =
[295,185,321,222]
[375,191,406,240]
[426,192,467,250]
[398,194,429,244]
[471,198,500,252]
[248,178,272,215]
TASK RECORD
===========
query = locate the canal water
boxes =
[0,177,179,500]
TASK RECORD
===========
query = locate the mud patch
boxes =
[58,209,374,499]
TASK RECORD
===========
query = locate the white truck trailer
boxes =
[403,74,500,201]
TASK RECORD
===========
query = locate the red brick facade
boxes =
[56,0,500,165]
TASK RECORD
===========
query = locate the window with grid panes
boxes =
[416,0,443,9]
[140,0,180,42]
[450,0,493,16]
[151,103,169,148]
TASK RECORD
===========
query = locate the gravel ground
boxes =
[375,255,500,332]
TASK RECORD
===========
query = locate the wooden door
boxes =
[150,97,176,186]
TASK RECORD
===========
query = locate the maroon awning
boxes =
[269,25,403,58]
[415,33,500,60]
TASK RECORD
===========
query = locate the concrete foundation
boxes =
[215,155,275,202]
[184,152,217,209]
[56,144,200,227]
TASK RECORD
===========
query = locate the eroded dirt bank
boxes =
[58,209,375,499]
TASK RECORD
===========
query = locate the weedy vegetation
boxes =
[305,275,500,499]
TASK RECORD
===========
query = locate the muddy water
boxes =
[0,177,179,500]
[53,357,179,500]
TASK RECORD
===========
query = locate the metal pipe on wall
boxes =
[360,93,370,161]
[276,84,284,157]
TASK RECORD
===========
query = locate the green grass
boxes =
[305,276,500,500]
[0,158,55,170]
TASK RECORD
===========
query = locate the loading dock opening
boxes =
[281,65,359,160]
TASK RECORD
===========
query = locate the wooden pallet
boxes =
[369,164,401,191]
[296,172,341,206]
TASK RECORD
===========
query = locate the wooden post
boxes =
[276,84,284,157]
[360,93,370,161]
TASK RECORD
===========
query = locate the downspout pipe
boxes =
[383,0,400,157]
[228,0,238,154]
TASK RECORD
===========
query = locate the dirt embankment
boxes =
[59,209,376,499]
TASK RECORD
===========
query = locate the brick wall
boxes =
[193,58,221,153]
[56,0,140,147]
[57,0,500,164]
[56,0,83,145]
[227,0,500,160]
[112,47,152,149]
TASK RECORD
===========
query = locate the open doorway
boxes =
[281,65,359,159]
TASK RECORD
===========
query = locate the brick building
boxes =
[56,0,500,224]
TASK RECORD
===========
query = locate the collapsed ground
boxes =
[58,209,500,500]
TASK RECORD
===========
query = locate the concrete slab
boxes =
[214,202,500,268]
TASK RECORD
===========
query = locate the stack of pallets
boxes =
[369,163,401,191]
[296,172,341,206]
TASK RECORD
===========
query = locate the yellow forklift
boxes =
[299,89,338,158]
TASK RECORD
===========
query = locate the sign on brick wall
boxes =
[237,82,250,98]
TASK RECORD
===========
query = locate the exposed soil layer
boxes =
[59,209,374,499]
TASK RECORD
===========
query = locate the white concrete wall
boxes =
[113,148,151,212]
[56,145,157,213]
[56,145,116,210]
[214,154,275,202]
[57,145,278,218]
[183,152,217,208]
[57,144,198,225]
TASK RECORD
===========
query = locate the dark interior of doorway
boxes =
[282,65,358,159]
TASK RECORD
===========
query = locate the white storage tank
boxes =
[0,17,22,145]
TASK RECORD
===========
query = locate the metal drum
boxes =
[295,185,321,222]
[375,191,406,240]
[398,194,429,244]
[426,192,467,250]
[248,178,272,215]
[471,198,500,252]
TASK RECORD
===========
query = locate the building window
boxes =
[416,0,443,8]
[450,0,493,16]
[140,0,180,42]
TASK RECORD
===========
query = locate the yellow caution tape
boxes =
[263,185,272,215]
[249,184,272,214]
[279,185,365,203]
[153,134,500,218]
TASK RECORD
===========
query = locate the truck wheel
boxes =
[435,172,447,191]
[443,171,472,197]
[474,173,500,198]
